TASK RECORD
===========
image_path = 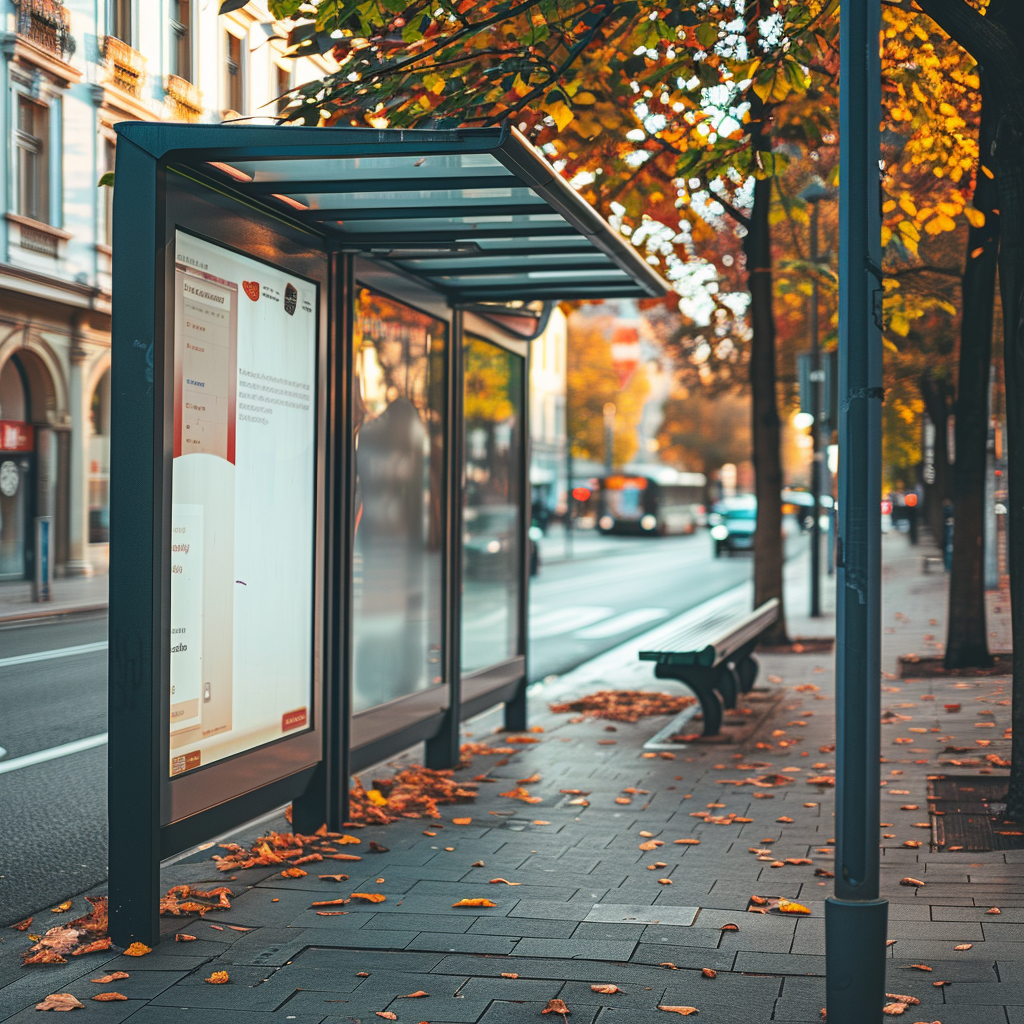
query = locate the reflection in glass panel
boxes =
[462,336,523,673]
[352,289,447,712]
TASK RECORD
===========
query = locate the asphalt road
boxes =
[0,530,766,926]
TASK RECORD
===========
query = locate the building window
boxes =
[225,30,245,114]
[110,0,132,44]
[16,97,50,224]
[275,61,292,115]
[170,0,192,81]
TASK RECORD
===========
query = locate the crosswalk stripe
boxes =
[0,641,107,669]
[573,607,670,640]
[530,606,615,639]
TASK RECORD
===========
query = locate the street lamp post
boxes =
[826,0,888,1020]
[800,176,830,618]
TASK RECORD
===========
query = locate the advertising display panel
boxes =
[169,230,318,777]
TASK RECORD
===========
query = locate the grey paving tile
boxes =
[405,932,518,954]
[0,999,149,1024]
[468,917,577,939]
[478,1000,600,1024]
[511,938,637,960]
[630,944,735,971]
[733,951,825,976]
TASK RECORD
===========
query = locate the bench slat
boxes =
[639,598,779,668]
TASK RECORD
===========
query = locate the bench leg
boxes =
[737,654,759,693]
[655,664,724,737]
[718,663,739,709]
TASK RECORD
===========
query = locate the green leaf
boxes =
[98,172,115,188]
[695,22,718,49]
[218,0,249,13]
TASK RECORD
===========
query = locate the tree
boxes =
[908,0,1024,816]
[565,307,650,469]
[254,0,847,645]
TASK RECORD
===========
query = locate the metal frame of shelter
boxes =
[107,122,667,946]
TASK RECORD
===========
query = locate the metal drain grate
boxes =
[928,775,1023,852]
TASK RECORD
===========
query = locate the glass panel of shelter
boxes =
[350,288,447,713]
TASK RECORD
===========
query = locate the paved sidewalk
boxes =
[0,573,108,624]
[1,533,1018,1023]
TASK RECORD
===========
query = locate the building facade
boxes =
[0,0,333,581]
[528,305,567,521]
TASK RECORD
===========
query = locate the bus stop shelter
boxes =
[107,122,668,945]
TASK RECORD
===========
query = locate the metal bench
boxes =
[638,598,780,736]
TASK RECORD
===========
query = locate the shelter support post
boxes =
[826,0,888,1019]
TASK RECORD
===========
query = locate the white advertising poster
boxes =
[169,230,317,777]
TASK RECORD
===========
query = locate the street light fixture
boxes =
[798,175,832,619]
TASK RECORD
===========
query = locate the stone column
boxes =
[65,323,92,576]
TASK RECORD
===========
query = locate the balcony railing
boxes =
[13,0,75,60]
[103,35,147,97]
[165,74,203,123]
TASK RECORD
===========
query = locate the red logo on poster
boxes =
[242,281,260,301]
[610,322,642,388]
[0,420,33,452]
[282,708,308,732]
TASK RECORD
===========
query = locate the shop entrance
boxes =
[0,356,36,581]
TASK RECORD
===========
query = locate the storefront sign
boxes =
[169,231,318,778]
[0,420,33,452]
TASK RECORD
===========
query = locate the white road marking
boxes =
[0,733,107,775]
[0,641,107,669]
[530,606,615,640]
[573,607,670,640]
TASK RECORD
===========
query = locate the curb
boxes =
[0,602,108,626]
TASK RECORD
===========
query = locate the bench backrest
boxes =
[639,597,780,667]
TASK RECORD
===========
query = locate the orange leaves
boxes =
[658,1006,700,1016]
[92,993,128,1002]
[591,984,622,995]
[90,973,129,983]
[350,893,386,904]
[281,868,308,878]
[375,1013,397,1021]
[489,878,522,886]
[549,690,696,724]
[319,874,350,882]
[702,968,717,978]
[778,899,811,915]
[954,943,973,950]
[348,768,479,825]
[638,840,664,851]
[311,899,350,908]
[543,998,571,1018]
[675,838,700,845]
[11,917,33,931]
[452,817,473,825]
[900,877,925,887]
[501,973,519,979]
[35,993,83,1011]
[123,942,151,957]
[51,901,72,914]
[23,899,113,967]
[452,899,497,908]
[399,990,429,998]
[205,971,230,984]
[160,885,233,917]
[175,934,197,942]
[499,787,543,804]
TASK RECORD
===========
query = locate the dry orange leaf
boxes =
[638,840,664,851]
[319,874,349,882]
[501,972,519,979]
[375,1013,397,1020]
[11,916,32,931]
[658,1006,700,1016]
[591,984,622,994]
[175,933,197,942]
[882,1003,906,1015]
[123,942,151,957]
[908,964,932,971]
[452,818,473,825]
[658,878,673,885]
[35,993,83,1011]
[987,907,1001,914]
[542,998,570,1017]
[489,878,522,885]
[50,901,72,914]
[281,868,308,878]
[900,877,924,887]
[92,993,128,1002]
[954,943,973,950]
[350,893,386,903]
[702,968,717,979]
[885,994,920,1006]
[90,972,129,983]
[205,971,230,984]
[311,899,349,907]
[721,923,739,932]
[400,990,429,997]
[675,839,700,845]
[778,899,811,915]
[453,898,497,908]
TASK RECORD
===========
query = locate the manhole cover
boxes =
[928,775,1024,852]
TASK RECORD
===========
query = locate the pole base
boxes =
[825,896,889,1023]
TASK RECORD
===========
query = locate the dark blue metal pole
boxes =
[826,0,889,1019]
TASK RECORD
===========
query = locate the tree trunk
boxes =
[746,172,789,643]
[913,0,1024,821]
[945,76,999,670]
